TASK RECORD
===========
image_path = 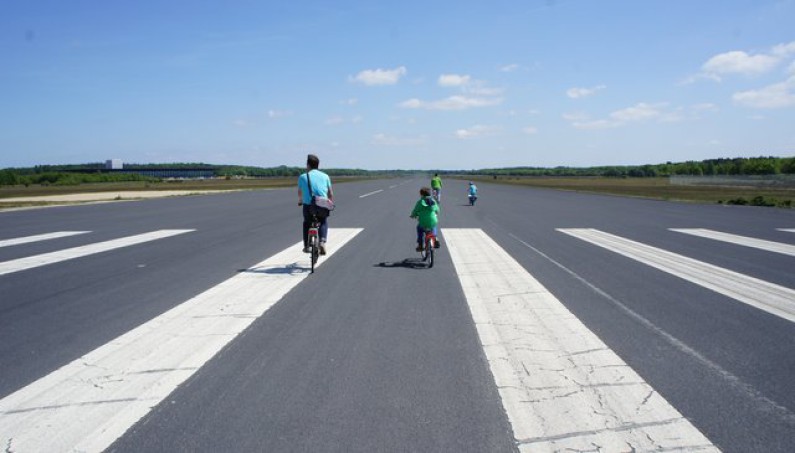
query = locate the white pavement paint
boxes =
[671,228,795,257]
[0,228,363,452]
[559,228,795,323]
[359,189,384,198]
[0,231,90,248]
[444,228,718,452]
[0,230,195,276]
[778,228,795,233]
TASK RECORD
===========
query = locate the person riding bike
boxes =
[410,187,441,252]
[430,173,442,201]
[467,181,478,205]
[298,154,333,255]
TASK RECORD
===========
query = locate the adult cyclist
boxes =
[430,173,442,201]
[298,154,333,255]
[468,181,478,205]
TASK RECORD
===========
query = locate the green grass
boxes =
[461,176,795,208]
[0,176,374,209]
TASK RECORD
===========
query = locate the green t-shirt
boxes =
[431,176,442,189]
[411,196,440,229]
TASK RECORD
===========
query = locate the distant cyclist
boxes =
[410,187,441,252]
[468,181,478,205]
[298,154,333,255]
[431,173,442,201]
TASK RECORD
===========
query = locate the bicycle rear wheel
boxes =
[309,235,319,273]
[425,236,434,268]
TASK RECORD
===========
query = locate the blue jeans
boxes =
[303,204,328,246]
[416,224,438,244]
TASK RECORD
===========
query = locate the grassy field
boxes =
[0,176,374,209]
[2,175,794,209]
[462,175,795,208]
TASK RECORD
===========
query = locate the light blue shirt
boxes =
[298,169,332,205]
[468,184,478,196]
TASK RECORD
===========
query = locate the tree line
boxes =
[1,156,793,187]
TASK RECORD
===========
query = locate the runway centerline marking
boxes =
[0,228,363,452]
[559,228,795,323]
[359,189,384,198]
[0,230,195,276]
[670,228,795,257]
[444,228,717,452]
[0,231,91,248]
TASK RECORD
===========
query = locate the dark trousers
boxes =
[303,204,328,246]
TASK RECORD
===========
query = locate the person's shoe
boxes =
[434,240,441,249]
[303,246,311,253]
[319,243,327,255]
[415,244,424,252]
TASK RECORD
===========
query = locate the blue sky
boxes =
[1,0,794,170]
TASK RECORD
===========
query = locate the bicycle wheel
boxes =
[425,236,434,268]
[310,235,319,273]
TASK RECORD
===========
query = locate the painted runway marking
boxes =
[0,228,363,452]
[359,189,384,198]
[778,228,795,233]
[559,228,795,323]
[444,228,717,452]
[671,228,795,257]
[0,231,91,248]
[0,230,195,276]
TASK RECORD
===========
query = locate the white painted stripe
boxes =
[778,228,795,233]
[671,228,795,257]
[0,231,91,248]
[559,228,795,322]
[0,230,194,276]
[444,228,717,452]
[388,184,398,189]
[359,189,383,198]
[0,228,363,452]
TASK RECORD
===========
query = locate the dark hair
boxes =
[307,154,320,169]
[420,187,431,197]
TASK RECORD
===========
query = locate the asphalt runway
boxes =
[1,178,794,452]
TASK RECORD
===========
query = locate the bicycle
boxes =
[307,213,321,273]
[419,228,436,268]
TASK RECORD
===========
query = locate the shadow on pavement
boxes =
[375,257,430,270]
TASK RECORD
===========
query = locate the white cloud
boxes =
[788,61,795,75]
[772,41,795,57]
[349,66,407,86]
[325,115,364,125]
[340,98,358,105]
[500,63,519,72]
[267,109,292,118]
[455,124,499,139]
[696,41,795,81]
[702,51,779,77]
[523,126,538,134]
[438,74,471,87]
[566,85,606,99]
[399,95,502,110]
[566,102,689,129]
[562,111,590,122]
[732,75,795,109]
[609,102,663,122]
[371,133,426,146]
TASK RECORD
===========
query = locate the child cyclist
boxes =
[410,187,441,252]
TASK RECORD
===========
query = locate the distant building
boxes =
[105,159,123,170]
